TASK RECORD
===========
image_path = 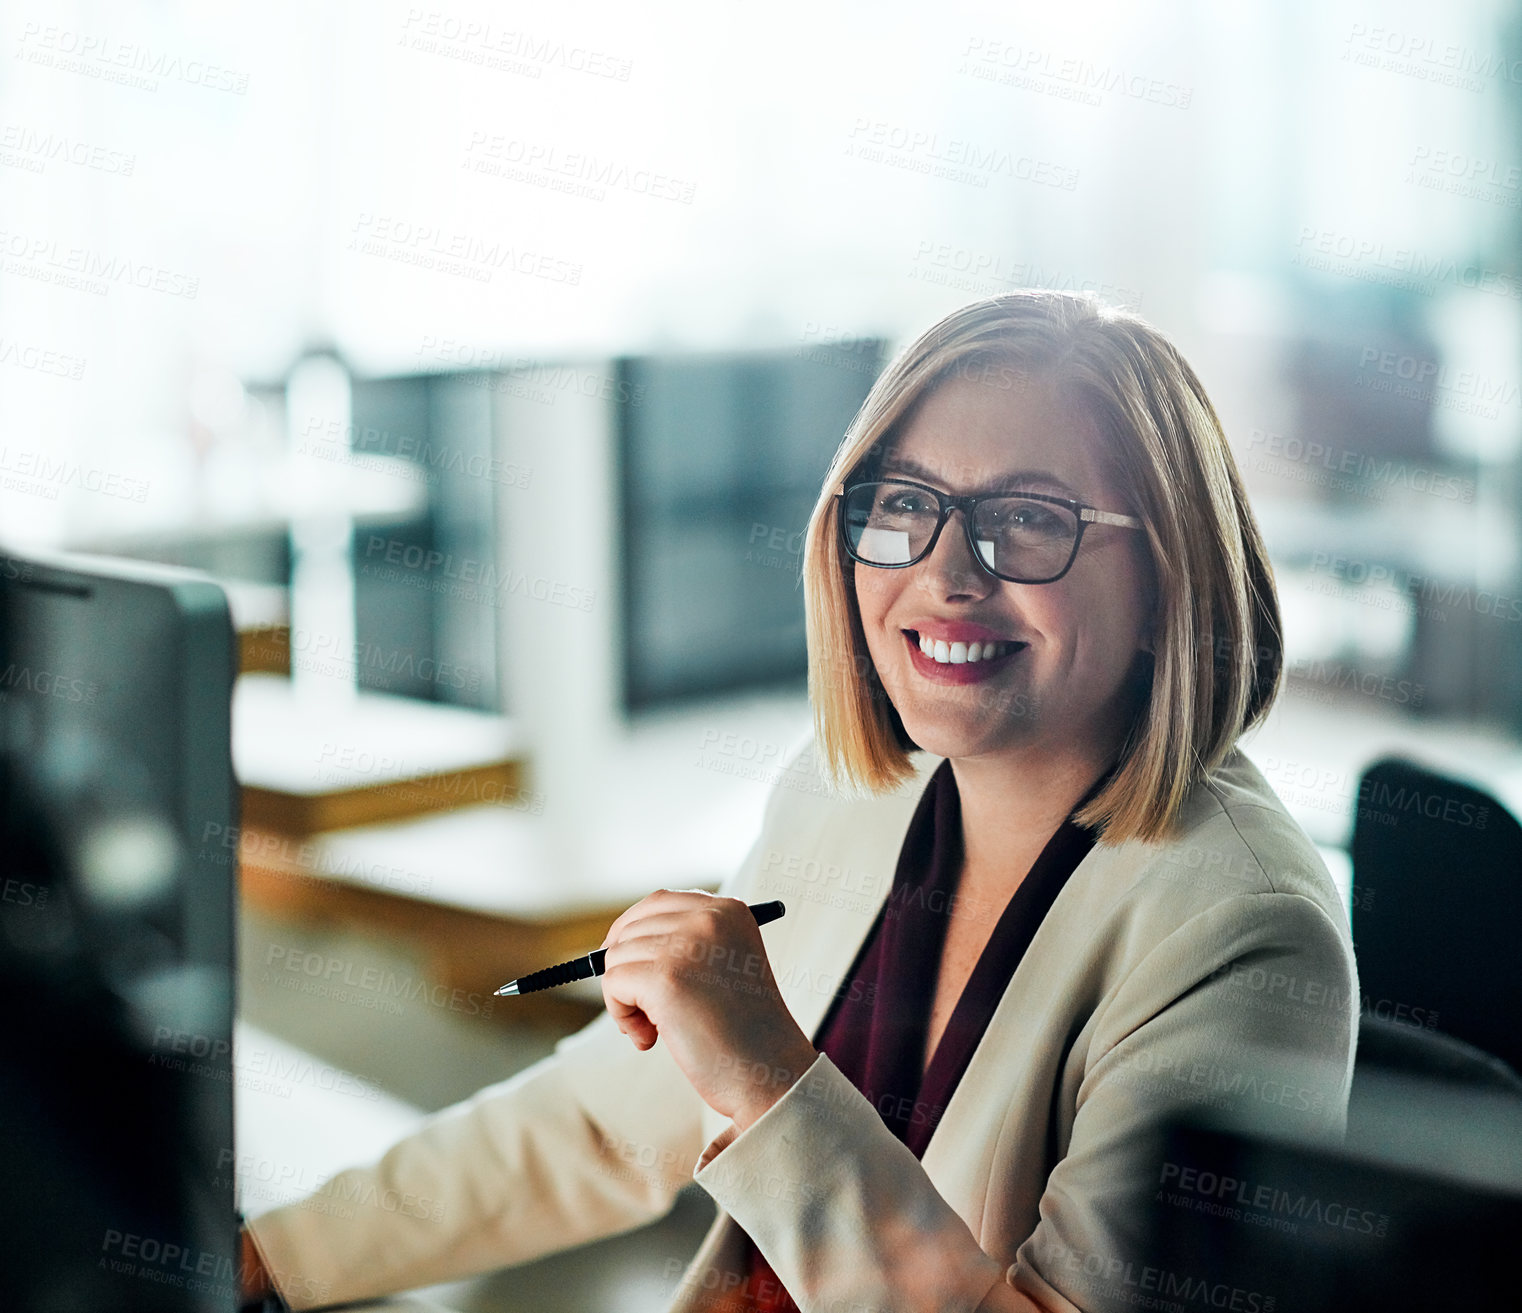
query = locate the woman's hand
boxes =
[599,889,818,1131]
[238,1227,273,1305]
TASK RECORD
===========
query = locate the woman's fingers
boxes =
[601,905,770,1014]
[599,887,711,948]
[599,915,733,1044]
[594,890,814,1125]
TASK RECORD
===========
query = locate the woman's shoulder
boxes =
[1099,746,1345,926]
[1052,751,1355,1030]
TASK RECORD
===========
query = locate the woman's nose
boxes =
[917,508,995,600]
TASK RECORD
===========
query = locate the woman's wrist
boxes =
[239,1226,276,1306]
[729,1039,820,1134]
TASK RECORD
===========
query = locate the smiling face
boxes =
[851,366,1156,771]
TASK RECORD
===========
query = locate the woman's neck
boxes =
[948,743,1116,897]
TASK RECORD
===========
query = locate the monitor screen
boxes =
[0,549,239,1310]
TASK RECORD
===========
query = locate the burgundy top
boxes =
[734,761,1102,1312]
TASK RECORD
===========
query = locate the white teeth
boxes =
[914,634,1017,665]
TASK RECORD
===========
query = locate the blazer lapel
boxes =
[916,839,1127,1243]
[767,754,942,1042]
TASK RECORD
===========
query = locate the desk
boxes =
[235,802,693,1032]
[233,674,525,835]
[220,580,292,676]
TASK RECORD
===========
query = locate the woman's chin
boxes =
[897,716,1035,764]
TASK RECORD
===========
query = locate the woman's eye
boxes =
[882,492,932,514]
[990,501,1062,534]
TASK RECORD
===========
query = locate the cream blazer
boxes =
[249,744,1357,1313]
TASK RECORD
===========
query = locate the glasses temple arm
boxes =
[1080,509,1142,529]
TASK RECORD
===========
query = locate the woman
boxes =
[243,293,1356,1313]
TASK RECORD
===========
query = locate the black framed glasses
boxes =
[837,477,1143,585]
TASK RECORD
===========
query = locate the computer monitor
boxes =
[0,548,239,1310]
[617,341,887,707]
[1146,1111,1522,1311]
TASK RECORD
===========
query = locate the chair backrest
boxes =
[1354,1013,1522,1096]
[1351,756,1522,1075]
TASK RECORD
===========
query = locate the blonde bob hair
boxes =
[802,292,1281,845]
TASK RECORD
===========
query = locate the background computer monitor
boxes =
[0,549,239,1310]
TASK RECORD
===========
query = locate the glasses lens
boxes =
[842,482,940,565]
[973,496,1079,581]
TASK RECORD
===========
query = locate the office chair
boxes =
[1349,755,1522,1079]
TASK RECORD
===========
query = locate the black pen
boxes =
[495,900,787,996]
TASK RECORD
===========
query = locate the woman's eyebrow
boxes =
[881,458,1081,498]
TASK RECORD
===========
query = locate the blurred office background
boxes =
[5,0,1522,1307]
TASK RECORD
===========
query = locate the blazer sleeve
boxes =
[691,890,1357,1313]
[246,1009,709,1309]
[247,749,817,1309]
